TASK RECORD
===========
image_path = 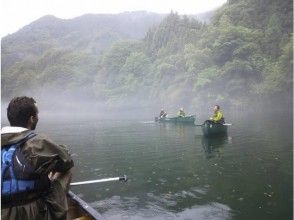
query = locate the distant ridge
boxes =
[2,10,214,39]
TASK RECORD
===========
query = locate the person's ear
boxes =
[29,116,34,124]
[32,115,38,123]
[25,116,33,129]
[29,115,38,124]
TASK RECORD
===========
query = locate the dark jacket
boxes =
[1,127,74,220]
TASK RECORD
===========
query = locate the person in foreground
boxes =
[210,105,225,124]
[177,108,186,117]
[1,96,74,220]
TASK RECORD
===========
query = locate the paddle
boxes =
[70,175,128,186]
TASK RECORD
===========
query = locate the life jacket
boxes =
[178,111,186,117]
[1,132,50,206]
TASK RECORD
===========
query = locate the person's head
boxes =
[180,107,184,112]
[214,105,220,112]
[7,96,39,130]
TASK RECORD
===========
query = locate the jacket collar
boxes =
[1,126,28,134]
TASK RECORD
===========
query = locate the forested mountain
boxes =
[1,11,166,104]
[1,0,293,112]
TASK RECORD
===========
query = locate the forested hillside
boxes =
[1,0,293,112]
[1,11,165,102]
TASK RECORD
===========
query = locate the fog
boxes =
[1,83,226,126]
[2,82,292,129]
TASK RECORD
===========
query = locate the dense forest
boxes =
[1,0,293,113]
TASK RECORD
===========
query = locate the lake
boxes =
[2,111,293,219]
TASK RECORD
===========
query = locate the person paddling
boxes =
[177,108,186,117]
[1,96,74,220]
[210,105,225,124]
[159,109,167,119]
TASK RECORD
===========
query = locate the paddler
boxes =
[159,109,167,119]
[1,96,74,220]
[177,108,186,117]
[210,105,225,124]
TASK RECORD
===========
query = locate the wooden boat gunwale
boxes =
[67,190,104,220]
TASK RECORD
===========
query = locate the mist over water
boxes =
[1,86,212,123]
[3,76,292,124]
[2,89,292,126]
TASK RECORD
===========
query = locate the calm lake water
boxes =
[2,112,293,219]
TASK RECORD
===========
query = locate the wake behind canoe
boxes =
[67,191,104,220]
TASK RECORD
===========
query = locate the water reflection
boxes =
[201,135,230,159]
[158,123,195,138]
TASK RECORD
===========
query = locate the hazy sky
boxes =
[1,0,226,37]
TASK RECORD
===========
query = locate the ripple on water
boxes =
[158,178,167,184]
[191,187,208,195]
[94,197,232,220]
[147,192,177,207]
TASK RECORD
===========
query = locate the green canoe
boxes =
[155,115,195,124]
[201,120,228,136]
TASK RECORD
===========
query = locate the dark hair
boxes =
[7,96,38,127]
[215,105,220,110]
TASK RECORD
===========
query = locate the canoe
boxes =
[155,115,195,124]
[201,120,228,136]
[67,191,104,220]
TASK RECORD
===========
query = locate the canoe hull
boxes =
[155,116,195,124]
[201,120,228,136]
[67,191,104,220]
